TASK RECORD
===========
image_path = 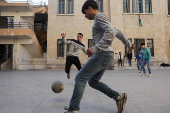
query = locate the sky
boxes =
[9,0,48,5]
[32,0,48,5]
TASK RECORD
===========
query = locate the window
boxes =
[168,0,170,15]
[57,39,64,57]
[88,39,94,48]
[134,39,145,56]
[147,39,154,56]
[125,38,132,56]
[67,39,73,53]
[132,0,143,13]
[96,0,103,12]
[67,0,74,14]
[58,0,65,14]
[145,0,152,13]
[88,39,94,57]
[123,0,130,13]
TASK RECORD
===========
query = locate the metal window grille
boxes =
[132,0,143,13]
[125,38,132,56]
[67,0,74,14]
[145,0,152,13]
[134,39,145,56]
[88,39,94,57]
[147,39,154,57]
[123,0,130,13]
[168,0,170,15]
[58,0,65,14]
[96,0,103,12]
[57,39,64,57]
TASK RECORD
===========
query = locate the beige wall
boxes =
[47,0,170,67]
[1,12,34,25]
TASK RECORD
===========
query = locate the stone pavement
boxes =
[0,68,170,113]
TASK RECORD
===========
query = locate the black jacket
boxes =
[127,53,132,59]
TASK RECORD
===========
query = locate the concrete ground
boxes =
[0,67,170,113]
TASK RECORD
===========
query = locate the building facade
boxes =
[47,0,170,68]
[0,0,48,70]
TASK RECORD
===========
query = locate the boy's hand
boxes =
[139,60,141,63]
[61,33,66,37]
[87,48,94,56]
[131,44,135,50]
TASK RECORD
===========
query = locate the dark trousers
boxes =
[65,56,82,74]
[118,59,122,67]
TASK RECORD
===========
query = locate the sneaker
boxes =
[141,73,146,76]
[64,111,79,113]
[64,107,79,113]
[148,74,151,77]
[116,93,127,113]
[139,71,142,73]
[67,74,70,79]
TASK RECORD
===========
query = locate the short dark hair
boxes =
[77,33,83,37]
[82,0,98,14]
[141,43,145,46]
[139,49,141,51]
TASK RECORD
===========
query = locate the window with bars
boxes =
[57,39,64,57]
[67,0,74,14]
[125,38,132,56]
[168,0,170,15]
[67,39,73,53]
[58,0,65,14]
[123,0,130,13]
[145,0,152,13]
[147,39,154,57]
[88,39,94,57]
[96,0,103,12]
[134,39,145,56]
[132,0,143,13]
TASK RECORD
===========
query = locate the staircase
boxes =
[1,57,12,70]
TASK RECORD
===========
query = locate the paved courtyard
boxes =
[0,68,170,113]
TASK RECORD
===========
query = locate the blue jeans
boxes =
[137,60,142,71]
[141,60,151,74]
[69,51,119,111]
[128,59,132,66]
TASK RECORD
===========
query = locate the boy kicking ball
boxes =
[64,0,135,113]
[60,33,87,79]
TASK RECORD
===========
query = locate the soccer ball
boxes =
[51,81,64,93]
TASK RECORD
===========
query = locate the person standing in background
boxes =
[127,50,132,66]
[139,43,152,77]
[117,52,123,67]
[135,49,142,73]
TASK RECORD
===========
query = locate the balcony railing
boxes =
[4,0,47,7]
[0,22,34,31]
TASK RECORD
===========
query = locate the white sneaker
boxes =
[64,111,79,113]
[141,73,146,76]
[148,74,151,77]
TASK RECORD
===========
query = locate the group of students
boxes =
[135,43,152,77]
[117,43,152,77]
[58,0,152,113]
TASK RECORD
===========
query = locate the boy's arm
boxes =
[140,51,143,61]
[60,37,72,45]
[81,47,88,55]
[147,48,151,62]
[115,29,132,49]
[59,33,72,45]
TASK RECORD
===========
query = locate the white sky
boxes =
[8,0,48,5]
[32,0,48,5]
